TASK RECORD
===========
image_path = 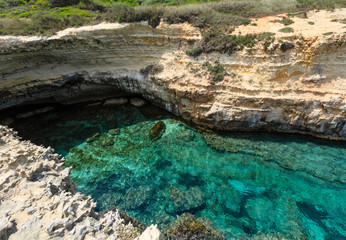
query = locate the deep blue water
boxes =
[12,103,346,239]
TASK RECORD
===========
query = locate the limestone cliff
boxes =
[0,9,345,139]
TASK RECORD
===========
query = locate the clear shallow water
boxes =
[12,103,346,239]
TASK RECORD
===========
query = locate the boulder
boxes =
[169,187,205,212]
[124,186,153,210]
[108,128,120,135]
[245,197,275,231]
[162,213,224,240]
[130,98,147,107]
[137,224,160,240]
[222,185,242,213]
[86,132,100,143]
[149,120,166,140]
[0,216,15,240]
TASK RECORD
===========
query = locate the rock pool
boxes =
[12,103,346,239]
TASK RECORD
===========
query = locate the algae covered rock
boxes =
[86,132,100,143]
[169,187,205,212]
[97,192,123,210]
[162,213,224,240]
[220,185,242,213]
[149,120,166,140]
[98,134,114,146]
[108,128,120,135]
[245,197,276,231]
[124,185,154,210]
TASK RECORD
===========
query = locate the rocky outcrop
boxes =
[0,125,159,240]
[0,11,345,140]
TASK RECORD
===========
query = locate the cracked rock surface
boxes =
[0,125,159,240]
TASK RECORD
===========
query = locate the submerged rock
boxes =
[124,186,154,210]
[97,192,123,210]
[149,120,166,140]
[155,212,174,228]
[274,195,307,239]
[221,185,243,213]
[86,132,100,143]
[162,213,224,240]
[108,128,120,135]
[245,197,276,230]
[98,134,114,146]
[177,131,195,141]
[169,187,205,212]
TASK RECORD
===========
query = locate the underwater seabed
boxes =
[11,102,346,239]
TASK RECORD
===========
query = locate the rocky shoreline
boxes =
[0,125,161,239]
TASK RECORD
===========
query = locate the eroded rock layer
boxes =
[0,10,345,140]
[0,125,163,239]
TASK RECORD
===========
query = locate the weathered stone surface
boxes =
[136,224,160,240]
[0,216,15,240]
[130,98,147,107]
[0,125,144,240]
[104,98,128,106]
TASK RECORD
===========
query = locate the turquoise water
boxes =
[12,103,346,239]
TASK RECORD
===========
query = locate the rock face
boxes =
[0,10,346,139]
[0,125,157,240]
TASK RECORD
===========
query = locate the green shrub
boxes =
[241,19,251,25]
[287,11,306,18]
[1,0,345,37]
[281,18,294,25]
[308,21,314,25]
[186,46,202,57]
[280,41,294,51]
[279,27,293,33]
[200,30,257,54]
[296,0,345,10]
[162,4,210,28]
[258,32,276,40]
[203,61,227,82]
[323,32,333,36]
[6,0,26,7]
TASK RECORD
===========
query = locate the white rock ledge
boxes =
[0,125,160,240]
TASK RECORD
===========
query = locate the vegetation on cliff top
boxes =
[0,0,345,36]
[0,0,345,55]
